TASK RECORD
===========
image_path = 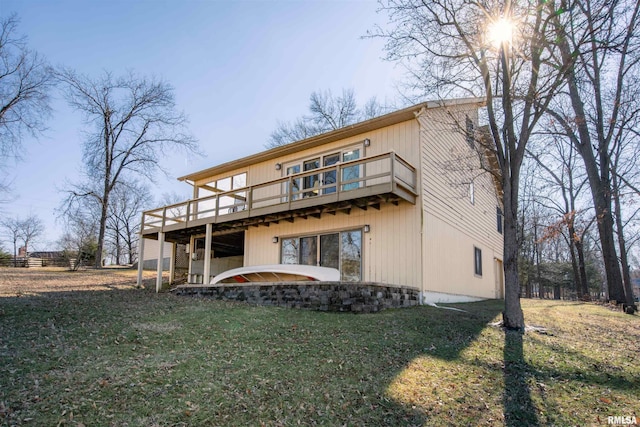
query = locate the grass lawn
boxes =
[1,268,638,426]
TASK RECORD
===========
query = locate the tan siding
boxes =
[419,107,504,299]
[192,121,421,189]
[244,201,422,289]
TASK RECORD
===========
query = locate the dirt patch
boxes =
[0,267,161,297]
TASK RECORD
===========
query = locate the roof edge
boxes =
[179,97,485,183]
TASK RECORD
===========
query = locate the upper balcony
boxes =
[141,151,417,240]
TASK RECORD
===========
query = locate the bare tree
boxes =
[18,214,43,256]
[105,180,152,265]
[0,14,53,177]
[266,89,386,148]
[59,208,98,271]
[0,213,43,265]
[375,0,570,329]
[542,0,640,309]
[526,133,594,299]
[0,216,21,266]
[610,99,640,310]
[56,68,199,268]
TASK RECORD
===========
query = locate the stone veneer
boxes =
[173,282,420,313]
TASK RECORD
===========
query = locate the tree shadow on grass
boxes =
[503,330,539,426]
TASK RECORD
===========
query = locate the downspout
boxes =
[415,106,427,305]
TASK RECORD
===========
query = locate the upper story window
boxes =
[465,116,475,149]
[199,172,247,196]
[197,172,248,212]
[469,180,475,205]
[282,143,364,199]
[497,206,503,234]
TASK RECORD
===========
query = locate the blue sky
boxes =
[1,0,406,249]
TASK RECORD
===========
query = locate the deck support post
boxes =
[156,231,165,293]
[136,235,146,288]
[203,223,213,285]
[187,236,194,283]
[169,242,176,285]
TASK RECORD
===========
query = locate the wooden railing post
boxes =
[136,233,145,288]
[390,152,396,189]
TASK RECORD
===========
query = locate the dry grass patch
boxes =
[0,267,158,297]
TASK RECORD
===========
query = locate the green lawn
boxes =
[0,271,638,426]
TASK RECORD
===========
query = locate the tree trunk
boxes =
[588,179,625,302]
[502,179,525,330]
[612,175,636,309]
[533,218,543,299]
[115,227,122,266]
[96,196,109,269]
[574,237,590,300]
[568,234,582,299]
[125,223,135,265]
[12,238,17,268]
[555,30,627,305]
[565,79,624,302]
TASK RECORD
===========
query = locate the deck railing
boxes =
[142,151,417,233]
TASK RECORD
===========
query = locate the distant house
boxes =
[138,98,504,304]
[29,251,65,260]
[8,249,68,268]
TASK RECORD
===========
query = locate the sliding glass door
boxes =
[280,229,362,281]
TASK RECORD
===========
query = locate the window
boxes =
[469,181,475,205]
[281,238,299,264]
[474,247,483,276]
[303,158,321,197]
[322,153,340,194]
[497,206,503,234]
[280,229,363,281]
[320,233,339,269]
[340,230,362,281]
[341,148,361,191]
[284,164,301,201]
[300,236,318,266]
[282,144,364,196]
[199,172,248,214]
[466,116,475,149]
[200,172,247,194]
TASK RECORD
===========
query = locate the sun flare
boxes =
[488,17,515,48]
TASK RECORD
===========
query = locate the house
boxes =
[138,98,505,304]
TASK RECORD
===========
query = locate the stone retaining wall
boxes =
[173,282,420,313]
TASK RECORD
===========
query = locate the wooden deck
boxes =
[141,152,417,241]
